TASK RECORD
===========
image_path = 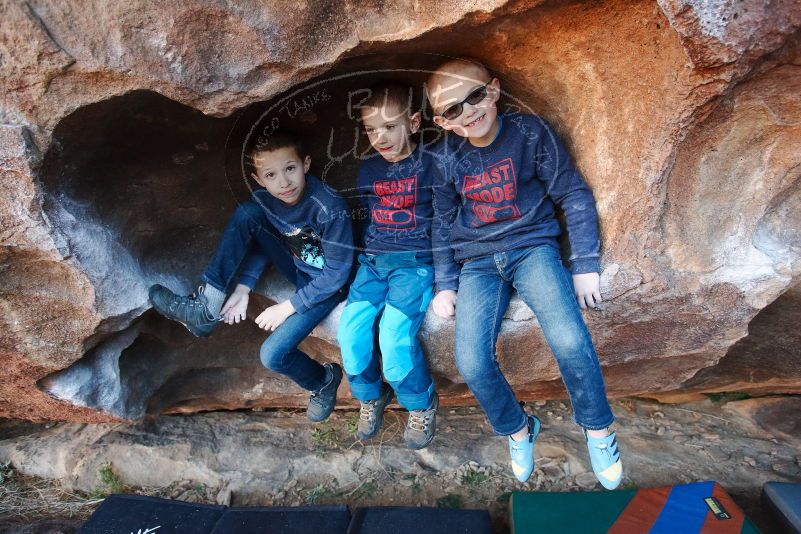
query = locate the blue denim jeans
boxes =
[337,252,435,411]
[202,200,344,392]
[455,243,614,434]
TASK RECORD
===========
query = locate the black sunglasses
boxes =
[438,81,492,121]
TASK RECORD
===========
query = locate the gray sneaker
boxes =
[404,392,439,450]
[148,284,220,337]
[356,383,394,441]
[307,363,343,422]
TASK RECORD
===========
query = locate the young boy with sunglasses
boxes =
[427,58,622,489]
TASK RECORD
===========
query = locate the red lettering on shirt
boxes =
[461,158,520,225]
[373,175,418,230]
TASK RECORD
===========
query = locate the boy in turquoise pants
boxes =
[337,82,440,449]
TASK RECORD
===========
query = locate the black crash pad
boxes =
[346,506,492,534]
[78,494,225,533]
[209,505,351,534]
[79,494,351,534]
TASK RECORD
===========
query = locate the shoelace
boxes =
[169,292,200,320]
[168,286,219,322]
[360,401,378,422]
[310,369,333,400]
[408,411,431,432]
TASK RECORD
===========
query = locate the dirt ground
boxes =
[1,396,799,533]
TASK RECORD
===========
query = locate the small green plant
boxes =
[350,481,377,501]
[91,462,123,497]
[461,470,488,488]
[306,483,332,504]
[344,413,359,436]
[496,491,512,504]
[707,392,751,404]
[311,423,338,457]
[436,493,464,509]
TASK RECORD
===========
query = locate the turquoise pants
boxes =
[337,251,436,410]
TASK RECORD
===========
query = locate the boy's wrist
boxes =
[435,282,459,293]
[289,292,308,314]
[570,257,601,275]
[233,283,251,294]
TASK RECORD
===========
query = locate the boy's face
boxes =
[361,103,421,162]
[430,73,500,141]
[250,146,310,206]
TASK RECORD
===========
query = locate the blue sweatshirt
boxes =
[431,113,601,292]
[239,175,354,313]
[355,144,436,259]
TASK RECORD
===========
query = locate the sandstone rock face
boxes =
[1,0,800,422]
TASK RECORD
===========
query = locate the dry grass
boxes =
[0,463,102,524]
[0,461,218,526]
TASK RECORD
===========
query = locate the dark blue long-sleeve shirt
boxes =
[355,144,436,258]
[431,113,601,292]
[239,175,354,312]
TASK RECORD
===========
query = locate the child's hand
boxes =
[572,272,602,309]
[221,284,250,324]
[432,290,457,318]
[255,300,296,331]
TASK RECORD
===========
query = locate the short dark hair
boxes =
[247,130,306,163]
[361,81,414,115]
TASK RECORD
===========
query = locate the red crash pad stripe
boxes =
[608,486,672,533]
[699,483,746,534]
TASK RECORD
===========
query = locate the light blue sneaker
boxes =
[585,429,623,490]
[508,415,541,482]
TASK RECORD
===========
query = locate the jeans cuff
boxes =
[349,380,383,402]
[396,382,435,411]
[575,413,616,431]
[491,410,529,437]
[200,273,226,293]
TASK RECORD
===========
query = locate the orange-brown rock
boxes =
[1,0,799,421]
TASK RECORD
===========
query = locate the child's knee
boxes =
[260,340,288,371]
[454,346,494,383]
[338,327,372,376]
[378,328,414,384]
[548,325,592,357]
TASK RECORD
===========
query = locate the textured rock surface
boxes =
[659,282,801,402]
[1,0,800,421]
[0,398,798,532]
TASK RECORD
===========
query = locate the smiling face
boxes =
[250,146,311,206]
[428,61,501,147]
[361,103,421,162]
